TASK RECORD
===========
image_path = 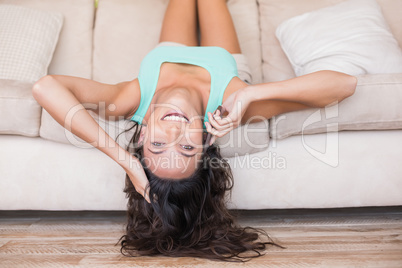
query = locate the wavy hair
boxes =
[117,121,283,262]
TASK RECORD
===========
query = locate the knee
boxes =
[32,75,56,100]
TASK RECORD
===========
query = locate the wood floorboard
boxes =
[0,207,401,267]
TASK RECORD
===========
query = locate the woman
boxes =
[33,0,357,261]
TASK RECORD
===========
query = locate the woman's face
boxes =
[139,88,205,179]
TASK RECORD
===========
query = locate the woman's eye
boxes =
[151,142,164,147]
[182,145,194,150]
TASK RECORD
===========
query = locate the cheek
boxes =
[187,120,204,144]
[186,131,203,147]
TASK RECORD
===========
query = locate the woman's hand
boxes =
[205,87,252,145]
[122,155,150,203]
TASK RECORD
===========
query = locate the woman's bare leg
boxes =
[197,0,241,53]
[159,0,198,46]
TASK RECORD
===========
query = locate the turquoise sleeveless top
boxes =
[130,46,238,129]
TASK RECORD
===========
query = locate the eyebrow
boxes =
[147,148,197,158]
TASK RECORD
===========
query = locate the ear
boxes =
[137,125,147,146]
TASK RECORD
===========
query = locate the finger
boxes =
[208,112,232,131]
[206,121,232,138]
[204,121,214,135]
[209,135,217,146]
[208,130,228,146]
[142,183,151,203]
[144,188,150,203]
[214,115,235,129]
[211,127,232,139]
[205,121,219,136]
[213,110,222,121]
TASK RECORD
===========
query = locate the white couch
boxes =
[1,0,402,210]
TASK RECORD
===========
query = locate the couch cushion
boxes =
[258,0,402,82]
[216,119,270,158]
[0,0,95,79]
[0,135,127,210]
[40,110,134,149]
[270,74,402,139]
[93,0,262,83]
[0,79,41,137]
[275,0,402,76]
[227,129,402,209]
[0,4,63,82]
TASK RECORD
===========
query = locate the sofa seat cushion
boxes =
[270,74,402,139]
[0,4,63,82]
[0,79,41,136]
[228,129,402,209]
[216,119,270,157]
[39,110,134,149]
[258,0,402,82]
[0,135,127,210]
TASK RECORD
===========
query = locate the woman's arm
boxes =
[246,70,357,109]
[205,71,357,143]
[32,75,149,202]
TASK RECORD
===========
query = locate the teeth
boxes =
[163,115,188,122]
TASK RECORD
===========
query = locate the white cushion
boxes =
[40,110,135,149]
[0,0,96,78]
[258,0,402,82]
[0,135,127,210]
[228,130,402,209]
[216,119,270,158]
[0,79,41,136]
[0,4,63,82]
[275,0,402,76]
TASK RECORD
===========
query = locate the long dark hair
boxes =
[117,121,283,262]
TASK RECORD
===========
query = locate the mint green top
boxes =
[130,46,238,129]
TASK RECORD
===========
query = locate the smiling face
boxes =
[138,87,206,179]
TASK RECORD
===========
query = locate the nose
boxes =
[165,122,187,139]
[166,122,184,130]
[159,120,191,140]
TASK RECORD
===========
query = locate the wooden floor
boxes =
[0,207,401,267]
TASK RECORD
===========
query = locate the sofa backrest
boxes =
[8,0,399,83]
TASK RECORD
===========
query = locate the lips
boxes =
[161,111,190,122]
